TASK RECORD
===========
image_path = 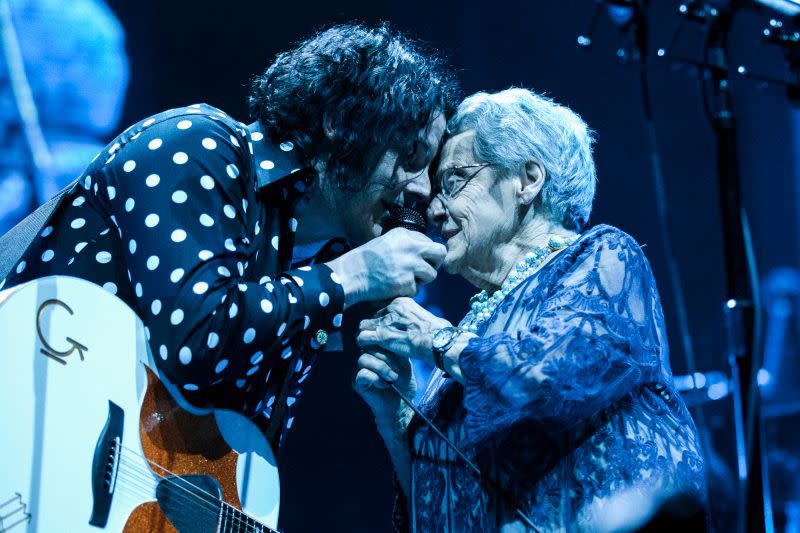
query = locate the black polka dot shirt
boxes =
[3,104,346,445]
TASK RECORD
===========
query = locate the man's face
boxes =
[333,113,447,245]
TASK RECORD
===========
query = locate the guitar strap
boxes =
[0,179,78,282]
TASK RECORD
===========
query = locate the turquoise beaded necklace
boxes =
[463,234,578,333]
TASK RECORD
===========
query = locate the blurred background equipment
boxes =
[0,0,128,234]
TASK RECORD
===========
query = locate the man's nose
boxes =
[427,194,448,227]
[402,170,432,204]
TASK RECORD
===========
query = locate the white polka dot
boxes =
[260,299,273,313]
[145,214,160,227]
[96,251,112,264]
[125,198,135,212]
[166,227,188,243]
[266,282,274,292]
[207,332,219,348]
[178,346,192,364]
[224,239,236,252]
[250,351,264,365]
[298,266,312,271]
[319,292,330,307]
[202,138,217,149]
[260,160,275,170]
[199,214,214,227]
[156,345,166,360]
[71,196,85,208]
[170,268,185,282]
[146,255,160,270]
[15,260,25,274]
[277,323,287,336]
[223,205,236,218]
[303,316,310,329]
[173,152,188,165]
[333,314,343,328]
[172,190,187,204]
[128,240,137,254]
[251,131,264,141]
[215,359,228,373]
[151,300,162,315]
[243,328,256,344]
[75,242,88,253]
[148,138,163,150]
[71,218,86,229]
[199,175,215,190]
[289,218,298,232]
[280,141,294,151]
[217,266,231,277]
[271,236,279,250]
[242,199,248,212]
[229,135,240,147]
[105,186,116,200]
[99,228,110,236]
[135,283,143,298]
[171,309,184,325]
[184,383,198,391]
[146,174,160,187]
[143,118,155,127]
[226,164,239,178]
[177,120,192,130]
[281,346,292,359]
[291,275,304,287]
[198,250,213,261]
[193,281,209,294]
[246,365,260,376]
[288,294,297,304]
[228,303,238,318]
[41,250,54,262]
[254,221,261,235]
[83,175,92,189]
[109,142,120,154]
[123,160,136,172]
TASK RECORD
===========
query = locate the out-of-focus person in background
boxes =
[0,0,129,233]
[356,88,708,531]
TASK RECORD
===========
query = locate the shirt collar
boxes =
[245,120,309,190]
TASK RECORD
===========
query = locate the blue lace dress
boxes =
[401,225,706,532]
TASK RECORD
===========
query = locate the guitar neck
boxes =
[221,504,279,533]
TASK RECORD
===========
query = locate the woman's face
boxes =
[429,131,521,276]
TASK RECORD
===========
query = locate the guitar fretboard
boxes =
[220,503,278,533]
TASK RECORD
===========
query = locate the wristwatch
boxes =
[431,326,464,373]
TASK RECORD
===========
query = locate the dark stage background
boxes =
[13,0,800,530]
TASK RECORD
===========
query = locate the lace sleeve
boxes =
[459,230,665,443]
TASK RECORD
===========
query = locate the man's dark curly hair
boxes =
[248,22,460,192]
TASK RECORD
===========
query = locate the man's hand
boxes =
[325,228,446,308]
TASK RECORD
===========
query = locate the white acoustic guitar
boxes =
[0,276,280,532]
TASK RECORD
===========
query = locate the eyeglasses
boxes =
[436,163,493,199]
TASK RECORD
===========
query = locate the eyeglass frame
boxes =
[435,162,494,200]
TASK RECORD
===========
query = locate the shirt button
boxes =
[315,329,328,347]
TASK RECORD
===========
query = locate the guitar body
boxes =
[0,276,279,532]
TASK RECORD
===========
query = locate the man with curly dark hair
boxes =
[2,23,459,452]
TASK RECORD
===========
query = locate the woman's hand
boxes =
[354,349,416,435]
[357,297,452,366]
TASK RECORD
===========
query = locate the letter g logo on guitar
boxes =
[36,299,88,365]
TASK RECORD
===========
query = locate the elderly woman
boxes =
[355,88,707,531]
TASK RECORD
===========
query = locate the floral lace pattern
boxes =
[404,225,707,532]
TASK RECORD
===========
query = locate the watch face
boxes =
[432,327,455,350]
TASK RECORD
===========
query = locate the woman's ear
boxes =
[517,160,545,206]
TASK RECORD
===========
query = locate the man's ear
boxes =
[322,113,336,141]
[517,160,545,206]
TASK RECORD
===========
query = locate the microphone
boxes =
[381,205,427,235]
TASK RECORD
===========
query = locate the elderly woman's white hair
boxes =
[447,88,597,230]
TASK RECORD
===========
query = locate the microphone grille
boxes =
[383,205,427,234]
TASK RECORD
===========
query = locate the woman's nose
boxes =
[427,194,448,227]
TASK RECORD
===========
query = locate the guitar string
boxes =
[114,461,265,533]
[114,463,264,533]
[115,457,271,533]
[117,442,277,532]
[114,445,276,533]
[114,461,267,533]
